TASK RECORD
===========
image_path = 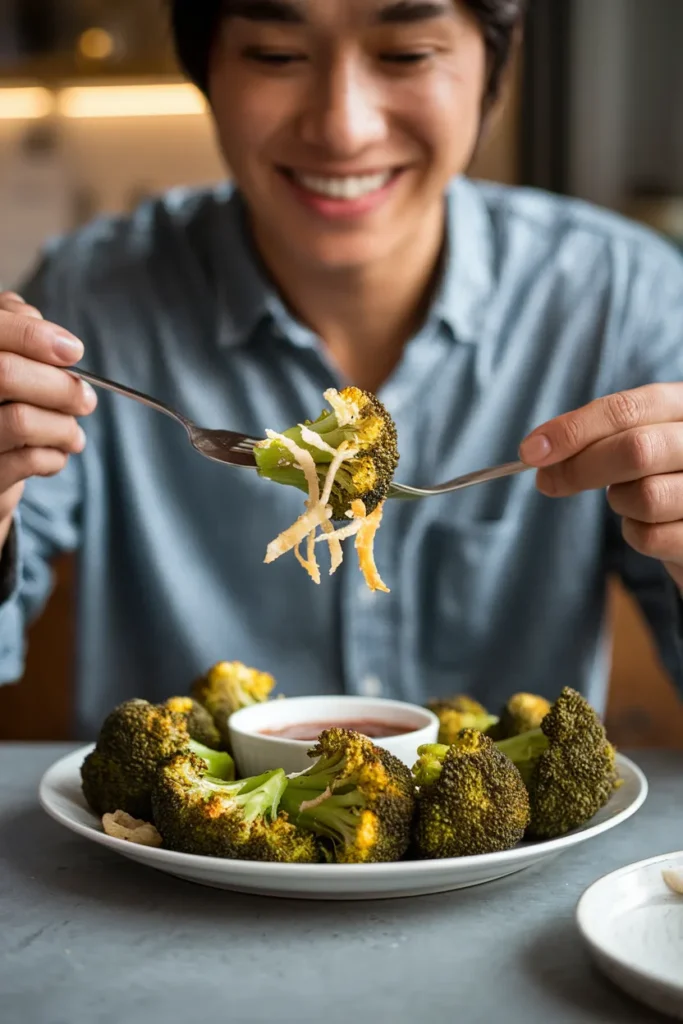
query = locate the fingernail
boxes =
[76,426,87,450]
[80,380,97,405]
[53,333,84,362]
[520,433,552,465]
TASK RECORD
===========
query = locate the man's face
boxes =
[209,0,487,271]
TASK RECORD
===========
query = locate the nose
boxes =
[299,57,388,156]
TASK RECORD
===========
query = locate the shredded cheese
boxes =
[262,395,389,591]
[299,424,337,456]
[323,388,355,427]
[354,500,389,593]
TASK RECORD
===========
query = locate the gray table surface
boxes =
[0,744,680,1024]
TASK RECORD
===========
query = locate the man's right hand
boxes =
[0,291,98,549]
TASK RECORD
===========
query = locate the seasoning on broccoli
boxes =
[280,729,415,863]
[427,695,500,746]
[254,387,399,591]
[487,692,552,741]
[190,661,276,749]
[412,730,531,858]
[80,699,234,820]
[495,687,620,839]
[151,751,319,863]
[164,696,223,750]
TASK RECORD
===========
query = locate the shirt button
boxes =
[360,674,383,697]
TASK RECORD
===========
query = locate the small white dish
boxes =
[577,851,683,1020]
[228,695,439,777]
[39,748,647,901]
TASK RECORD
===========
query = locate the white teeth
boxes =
[293,172,392,200]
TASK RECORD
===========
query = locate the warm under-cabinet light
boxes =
[0,87,55,120]
[57,83,208,119]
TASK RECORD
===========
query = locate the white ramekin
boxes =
[228,694,439,777]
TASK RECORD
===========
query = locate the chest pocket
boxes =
[411,515,519,672]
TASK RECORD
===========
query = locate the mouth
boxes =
[282,168,400,200]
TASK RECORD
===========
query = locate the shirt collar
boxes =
[212,176,495,349]
[430,176,495,346]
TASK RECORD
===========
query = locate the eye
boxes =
[242,48,305,65]
[380,51,434,64]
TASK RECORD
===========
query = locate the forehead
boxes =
[221,0,456,26]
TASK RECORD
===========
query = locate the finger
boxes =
[621,517,683,562]
[0,353,96,416]
[607,474,683,525]
[0,291,43,320]
[0,309,83,367]
[0,404,86,456]
[0,449,69,493]
[536,422,683,497]
[519,384,683,467]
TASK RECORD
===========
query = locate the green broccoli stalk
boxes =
[151,752,319,862]
[254,386,399,520]
[187,739,235,781]
[495,687,620,839]
[280,729,415,863]
[412,730,531,858]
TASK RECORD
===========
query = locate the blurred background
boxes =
[0,0,681,746]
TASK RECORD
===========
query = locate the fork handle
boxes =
[70,368,190,428]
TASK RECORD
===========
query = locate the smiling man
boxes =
[0,0,681,738]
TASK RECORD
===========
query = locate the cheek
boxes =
[209,67,284,167]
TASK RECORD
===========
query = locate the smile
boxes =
[288,170,395,201]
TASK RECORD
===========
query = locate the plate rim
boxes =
[576,848,683,995]
[38,744,648,878]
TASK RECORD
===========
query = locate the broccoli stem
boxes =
[280,784,364,846]
[413,744,450,786]
[188,740,234,781]
[202,768,287,823]
[495,729,549,786]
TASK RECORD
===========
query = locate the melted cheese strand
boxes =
[299,424,337,456]
[354,500,389,593]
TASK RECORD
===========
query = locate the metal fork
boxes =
[71,368,532,497]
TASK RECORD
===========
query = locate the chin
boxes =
[283,231,401,273]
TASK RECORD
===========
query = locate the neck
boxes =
[252,204,446,393]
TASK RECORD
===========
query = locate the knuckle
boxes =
[4,402,30,441]
[14,316,43,355]
[606,390,643,432]
[558,415,584,451]
[637,476,667,522]
[625,429,656,474]
[0,352,17,395]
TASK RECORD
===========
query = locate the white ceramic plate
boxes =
[39,746,647,901]
[577,852,683,1020]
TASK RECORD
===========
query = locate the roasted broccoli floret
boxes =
[496,687,620,839]
[412,730,530,858]
[279,729,415,864]
[151,751,319,862]
[164,696,223,749]
[487,692,552,741]
[190,661,276,748]
[81,699,234,820]
[253,386,399,520]
[427,695,500,745]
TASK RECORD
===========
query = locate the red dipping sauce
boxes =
[261,719,418,741]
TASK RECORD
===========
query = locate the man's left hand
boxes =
[519,383,683,589]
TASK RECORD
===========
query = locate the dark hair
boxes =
[170,0,527,108]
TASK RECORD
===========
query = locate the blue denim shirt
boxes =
[4,176,683,738]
